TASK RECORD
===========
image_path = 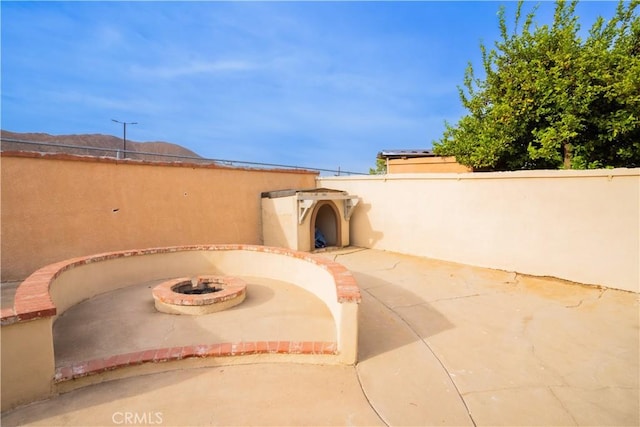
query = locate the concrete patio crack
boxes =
[330,247,368,261]
[548,386,579,426]
[369,260,401,272]
[429,293,485,303]
[564,288,607,309]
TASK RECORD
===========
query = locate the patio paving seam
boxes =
[396,319,478,427]
[354,364,390,427]
[361,287,477,427]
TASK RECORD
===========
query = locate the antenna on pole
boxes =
[111,119,138,159]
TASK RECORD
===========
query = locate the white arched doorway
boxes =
[310,200,342,248]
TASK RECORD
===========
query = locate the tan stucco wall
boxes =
[1,317,55,411]
[0,153,317,280]
[319,169,640,293]
[261,196,299,250]
[387,156,471,173]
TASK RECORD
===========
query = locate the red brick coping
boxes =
[54,341,338,382]
[1,244,361,326]
[1,245,361,382]
[1,150,320,175]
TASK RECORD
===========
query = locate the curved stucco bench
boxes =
[0,245,361,411]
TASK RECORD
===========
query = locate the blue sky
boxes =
[1,1,619,173]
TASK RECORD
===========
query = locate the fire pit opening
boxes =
[172,278,223,295]
[152,275,247,315]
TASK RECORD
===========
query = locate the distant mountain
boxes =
[0,130,204,162]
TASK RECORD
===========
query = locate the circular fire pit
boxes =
[152,275,247,315]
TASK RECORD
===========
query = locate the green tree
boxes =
[369,157,387,174]
[434,0,640,170]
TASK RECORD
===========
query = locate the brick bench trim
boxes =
[2,244,362,325]
[54,341,338,383]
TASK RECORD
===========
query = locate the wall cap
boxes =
[320,167,640,181]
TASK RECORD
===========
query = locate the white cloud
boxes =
[94,25,125,50]
[42,90,164,115]
[129,60,258,79]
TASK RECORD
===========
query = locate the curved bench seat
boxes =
[0,245,361,411]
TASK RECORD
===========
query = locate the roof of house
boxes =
[377,149,436,159]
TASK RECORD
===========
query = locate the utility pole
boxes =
[111,119,138,159]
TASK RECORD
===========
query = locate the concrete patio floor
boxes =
[2,247,639,426]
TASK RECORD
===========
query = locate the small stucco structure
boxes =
[261,188,359,252]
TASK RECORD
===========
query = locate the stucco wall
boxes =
[319,169,640,293]
[1,317,55,410]
[387,156,471,173]
[1,152,317,280]
[4,151,638,292]
[261,196,299,250]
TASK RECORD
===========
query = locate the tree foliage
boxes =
[433,0,640,170]
[369,157,387,174]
